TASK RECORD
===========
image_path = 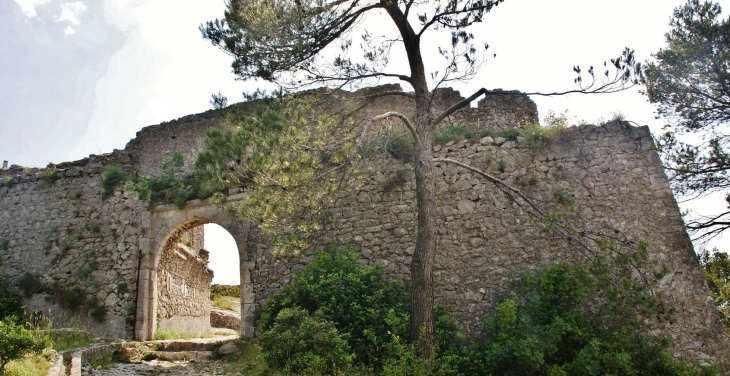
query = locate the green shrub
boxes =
[0,237,8,251]
[40,169,59,183]
[461,260,702,376]
[17,272,44,298]
[380,333,459,376]
[386,133,415,162]
[381,169,410,192]
[48,285,88,310]
[497,159,507,172]
[78,266,92,279]
[610,111,626,122]
[87,351,113,370]
[433,126,474,144]
[499,128,520,141]
[210,284,240,299]
[698,249,730,337]
[90,307,107,323]
[116,283,128,295]
[88,221,101,234]
[0,318,49,372]
[101,165,132,200]
[0,279,23,322]
[260,244,410,369]
[554,187,574,205]
[259,307,354,374]
[518,123,563,150]
[124,151,226,209]
[3,178,13,189]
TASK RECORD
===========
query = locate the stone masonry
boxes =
[0,85,728,364]
[156,227,213,335]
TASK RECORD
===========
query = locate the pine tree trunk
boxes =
[382,2,437,357]
[410,90,437,358]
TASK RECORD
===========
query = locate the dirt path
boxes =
[84,358,240,376]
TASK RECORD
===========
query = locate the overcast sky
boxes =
[2,0,728,279]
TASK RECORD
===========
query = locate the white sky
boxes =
[2,0,728,282]
[204,223,240,285]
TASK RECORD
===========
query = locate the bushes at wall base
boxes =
[455,263,713,376]
[0,279,23,322]
[0,318,49,372]
[259,244,412,369]
[259,307,354,374]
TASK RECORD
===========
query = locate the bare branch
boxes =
[358,112,421,147]
[431,88,487,126]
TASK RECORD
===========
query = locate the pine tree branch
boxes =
[358,111,421,147]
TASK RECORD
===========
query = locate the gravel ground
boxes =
[83,358,242,376]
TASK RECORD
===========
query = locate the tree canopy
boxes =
[643,0,730,242]
[201,0,642,355]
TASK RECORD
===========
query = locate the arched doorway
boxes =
[134,201,255,340]
[206,223,243,333]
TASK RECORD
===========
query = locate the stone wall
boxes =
[156,226,213,335]
[0,152,148,338]
[0,85,728,363]
[123,85,537,177]
[248,121,730,363]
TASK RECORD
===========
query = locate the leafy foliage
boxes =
[698,249,730,336]
[459,252,699,376]
[499,128,520,141]
[211,284,240,299]
[518,124,562,150]
[101,165,132,200]
[195,99,364,254]
[434,127,474,144]
[643,0,730,241]
[387,133,416,162]
[0,318,49,371]
[124,151,227,209]
[259,307,354,374]
[40,169,58,184]
[201,0,643,354]
[0,279,23,322]
[17,273,44,298]
[210,92,228,109]
[260,244,410,368]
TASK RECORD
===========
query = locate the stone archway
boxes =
[134,200,254,340]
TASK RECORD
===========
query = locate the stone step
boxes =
[150,335,238,352]
[150,351,212,361]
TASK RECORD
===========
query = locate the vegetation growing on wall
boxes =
[0,278,23,321]
[252,242,714,375]
[40,169,58,184]
[101,165,132,200]
[15,272,107,323]
[101,152,227,209]
[699,249,730,336]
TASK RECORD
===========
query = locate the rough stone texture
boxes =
[0,151,147,338]
[217,342,239,356]
[210,308,241,331]
[156,227,213,336]
[122,85,536,177]
[248,121,730,363]
[1,85,728,364]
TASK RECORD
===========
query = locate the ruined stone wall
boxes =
[248,121,730,363]
[0,152,148,338]
[123,85,537,177]
[156,228,213,335]
[1,85,727,363]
